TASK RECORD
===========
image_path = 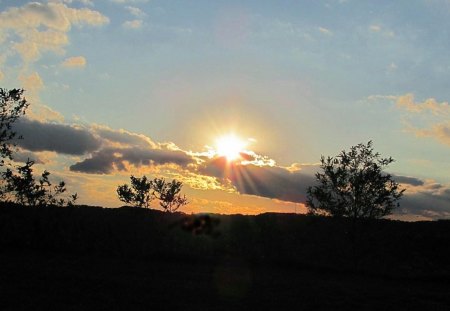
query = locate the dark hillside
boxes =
[1,203,450,310]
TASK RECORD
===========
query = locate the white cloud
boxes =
[125,6,146,17]
[0,2,108,122]
[0,70,4,81]
[61,56,87,68]
[0,2,109,63]
[122,19,143,29]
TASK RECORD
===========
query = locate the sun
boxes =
[215,134,247,161]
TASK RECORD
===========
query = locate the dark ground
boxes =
[2,251,450,311]
[1,204,450,310]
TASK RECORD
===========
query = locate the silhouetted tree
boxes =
[152,178,188,213]
[0,88,77,207]
[306,141,404,219]
[117,175,153,208]
[1,159,78,207]
[117,176,188,212]
[0,88,29,166]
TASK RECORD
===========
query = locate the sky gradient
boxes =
[0,0,449,220]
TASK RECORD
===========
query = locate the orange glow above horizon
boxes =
[215,134,247,161]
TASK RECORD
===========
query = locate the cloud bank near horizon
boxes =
[9,116,450,219]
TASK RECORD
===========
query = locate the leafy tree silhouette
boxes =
[306,141,405,219]
[0,88,29,166]
[117,176,188,212]
[1,159,77,207]
[117,175,153,208]
[0,88,77,207]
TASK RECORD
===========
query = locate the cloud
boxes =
[196,155,450,218]
[9,117,197,174]
[13,118,101,155]
[396,94,450,115]
[0,70,4,80]
[70,146,195,174]
[370,25,381,32]
[318,27,333,35]
[7,110,449,218]
[199,158,317,204]
[397,180,450,219]
[12,150,45,164]
[370,93,450,147]
[122,19,143,29]
[61,56,87,68]
[368,24,395,37]
[16,72,65,122]
[0,3,107,124]
[395,94,450,146]
[413,123,450,146]
[19,72,44,94]
[125,6,146,17]
[93,124,157,148]
[0,2,109,63]
[394,175,424,186]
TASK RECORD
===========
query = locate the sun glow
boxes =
[215,134,247,161]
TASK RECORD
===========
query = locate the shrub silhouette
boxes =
[306,141,404,219]
[117,176,188,212]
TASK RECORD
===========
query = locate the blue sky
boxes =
[0,0,449,219]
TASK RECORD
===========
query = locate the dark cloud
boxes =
[199,158,316,203]
[399,190,450,219]
[70,149,117,174]
[13,150,45,164]
[199,158,450,218]
[13,118,101,155]
[10,118,450,219]
[70,147,195,174]
[94,126,155,147]
[394,175,424,186]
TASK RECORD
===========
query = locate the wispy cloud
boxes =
[61,56,87,68]
[396,94,450,115]
[125,6,146,17]
[122,19,143,29]
[318,27,333,35]
[369,93,450,147]
[396,94,450,146]
[368,24,395,37]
